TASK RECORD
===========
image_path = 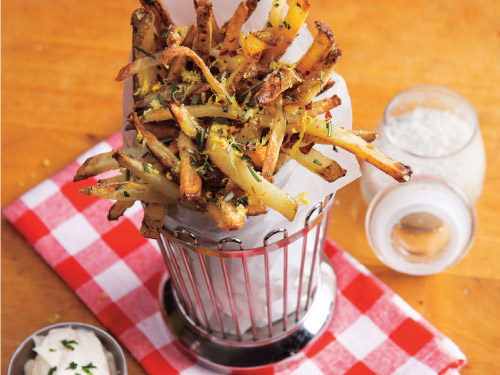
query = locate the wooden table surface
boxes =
[2,0,499,373]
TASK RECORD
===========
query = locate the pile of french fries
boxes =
[75,0,412,238]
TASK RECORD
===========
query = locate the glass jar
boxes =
[360,85,486,204]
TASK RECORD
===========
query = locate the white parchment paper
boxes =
[122,0,358,334]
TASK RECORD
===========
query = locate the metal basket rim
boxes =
[159,195,334,258]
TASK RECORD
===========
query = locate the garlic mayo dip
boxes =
[24,327,117,375]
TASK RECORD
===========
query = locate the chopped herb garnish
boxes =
[235,196,249,206]
[267,21,273,28]
[143,163,150,173]
[296,2,301,7]
[320,71,324,80]
[332,145,338,152]
[125,169,131,181]
[196,171,207,180]
[133,45,155,59]
[266,171,271,177]
[48,366,57,375]
[224,191,234,201]
[157,93,163,104]
[66,362,78,370]
[115,184,124,191]
[320,84,324,91]
[196,128,206,151]
[248,164,262,182]
[207,197,218,203]
[82,362,97,375]
[313,159,322,166]
[220,71,227,81]
[49,348,56,352]
[162,29,170,39]
[246,145,256,151]
[226,95,233,104]
[159,136,173,145]
[124,191,130,198]
[283,21,291,30]
[171,80,178,100]
[213,117,232,126]
[326,121,333,137]
[61,339,78,351]
[191,94,200,105]
[144,0,157,5]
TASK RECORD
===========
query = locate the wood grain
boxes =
[2,0,500,374]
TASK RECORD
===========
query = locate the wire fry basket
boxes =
[157,194,336,370]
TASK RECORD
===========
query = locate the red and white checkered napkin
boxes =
[4,132,467,375]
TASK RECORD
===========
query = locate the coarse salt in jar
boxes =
[360,85,486,204]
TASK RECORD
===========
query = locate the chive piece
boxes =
[332,145,338,152]
[171,80,178,100]
[248,164,262,182]
[246,145,256,151]
[125,169,131,181]
[61,339,78,351]
[320,71,324,80]
[320,84,324,91]
[213,117,232,126]
[191,94,200,105]
[196,171,207,180]
[162,29,170,39]
[49,348,56,352]
[235,196,248,206]
[313,159,322,166]
[157,93,163,104]
[207,197,218,203]
[159,136,173,145]
[266,171,271,177]
[267,21,272,28]
[197,128,206,151]
[143,163,150,173]
[326,121,332,137]
[226,95,233,104]
[124,191,130,198]
[296,2,301,7]
[224,191,234,202]
[115,184,124,191]
[82,362,97,375]
[67,362,78,370]
[133,45,155,59]
[48,366,57,375]
[220,71,227,81]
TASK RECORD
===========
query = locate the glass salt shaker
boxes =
[360,86,485,275]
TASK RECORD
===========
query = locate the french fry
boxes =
[264,0,286,34]
[115,52,163,82]
[178,133,202,200]
[165,24,197,84]
[169,103,202,138]
[141,202,168,238]
[281,147,346,182]
[206,126,298,221]
[162,46,230,100]
[223,2,248,52]
[74,147,144,182]
[131,112,180,172]
[295,22,335,78]
[255,66,302,105]
[125,121,180,141]
[206,198,245,231]
[261,0,311,63]
[108,200,135,221]
[262,97,286,180]
[193,2,213,63]
[139,0,175,40]
[112,151,181,203]
[131,9,158,96]
[244,144,266,169]
[79,181,167,203]
[241,31,281,56]
[300,120,412,182]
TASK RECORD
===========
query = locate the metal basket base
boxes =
[158,259,336,371]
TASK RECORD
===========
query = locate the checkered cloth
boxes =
[4,132,467,375]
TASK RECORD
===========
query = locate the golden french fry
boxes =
[206,198,245,231]
[206,126,298,221]
[108,200,135,221]
[194,2,213,63]
[139,0,175,38]
[223,2,248,52]
[131,9,158,96]
[295,22,335,78]
[262,98,286,180]
[141,202,168,238]
[169,103,202,138]
[255,67,302,105]
[131,112,180,172]
[79,181,167,203]
[281,146,346,183]
[178,133,202,201]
